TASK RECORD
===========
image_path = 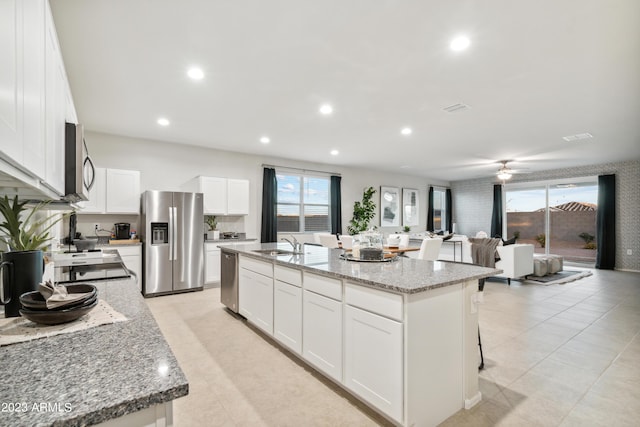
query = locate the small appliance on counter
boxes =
[114,223,131,240]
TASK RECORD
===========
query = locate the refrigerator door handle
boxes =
[168,207,174,261]
[172,206,178,261]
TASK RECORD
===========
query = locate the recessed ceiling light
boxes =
[157,117,170,126]
[401,127,412,136]
[260,136,270,144]
[330,149,339,156]
[319,104,333,115]
[450,36,470,51]
[187,67,204,80]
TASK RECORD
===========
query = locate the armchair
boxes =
[495,244,534,285]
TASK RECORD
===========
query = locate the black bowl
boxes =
[19,284,97,310]
[19,299,99,325]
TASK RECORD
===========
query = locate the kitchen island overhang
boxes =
[0,277,188,427]
[220,242,500,427]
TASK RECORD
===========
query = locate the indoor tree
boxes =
[347,187,377,235]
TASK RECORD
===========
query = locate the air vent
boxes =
[562,133,593,142]
[442,103,470,113]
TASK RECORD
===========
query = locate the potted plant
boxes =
[205,215,219,240]
[347,187,377,235]
[0,195,63,318]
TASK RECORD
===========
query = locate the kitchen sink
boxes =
[252,249,303,256]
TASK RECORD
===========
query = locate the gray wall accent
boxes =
[451,160,640,271]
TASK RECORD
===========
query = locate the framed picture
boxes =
[380,186,400,227]
[402,188,419,227]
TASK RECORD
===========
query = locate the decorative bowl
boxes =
[19,284,97,310]
[19,299,98,325]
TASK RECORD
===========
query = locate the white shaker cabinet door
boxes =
[76,167,106,213]
[344,305,403,423]
[227,179,249,215]
[44,2,66,195]
[0,0,22,164]
[204,246,221,284]
[106,168,140,214]
[273,280,302,355]
[201,176,227,215]
[302,290,343,382]
[238,268,273,336]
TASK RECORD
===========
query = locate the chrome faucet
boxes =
[281,237,302,253]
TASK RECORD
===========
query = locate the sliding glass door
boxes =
[505,178,598,266]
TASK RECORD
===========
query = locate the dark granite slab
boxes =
[0,279,188,427]
[221,242,501,294]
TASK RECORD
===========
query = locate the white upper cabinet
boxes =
[183,176,249,215]
[76,167,105,213]
[0,0,24,165]
[21,0,46,180]
[77,168,140,214]
[44,1,65,195]
[106,169,140,214]
[227,178,250,215]
[0,0,72,198]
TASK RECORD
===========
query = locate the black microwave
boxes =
[64,122,95,202]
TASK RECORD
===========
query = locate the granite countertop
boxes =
[221,243,501,294]
[205,238,257,244]
[0,279,188,427]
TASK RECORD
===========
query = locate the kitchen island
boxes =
[221,242,500,427]
[0,278,188,427]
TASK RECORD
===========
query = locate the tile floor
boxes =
[145,267,640,426]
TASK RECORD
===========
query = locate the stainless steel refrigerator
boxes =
[141,191,204,296]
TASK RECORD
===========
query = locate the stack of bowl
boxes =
[19,284,98,325]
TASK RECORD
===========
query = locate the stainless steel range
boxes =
[53,249,131,284]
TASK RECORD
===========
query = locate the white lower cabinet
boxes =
[344,305,403,422]
[204,245,221,284]
[302,289,342,382]
[238,267,273,335]
[273,280,302,354]
[117,246,142,292]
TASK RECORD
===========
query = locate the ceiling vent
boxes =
[442,103,470,113]
[562,133,593,142]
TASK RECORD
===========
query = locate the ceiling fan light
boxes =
[497,171,512,180]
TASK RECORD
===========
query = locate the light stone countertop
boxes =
[221,242,501,294]
[0,279,188,427]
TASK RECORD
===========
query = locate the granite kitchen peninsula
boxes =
[0,278,187,427]
[220,242,500,427]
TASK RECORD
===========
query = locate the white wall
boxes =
[85,131,449,239]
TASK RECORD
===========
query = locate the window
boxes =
[276,173,330,233]
[432,188,448,231]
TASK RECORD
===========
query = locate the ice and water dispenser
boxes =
[151,223,169,244]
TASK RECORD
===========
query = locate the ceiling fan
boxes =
[495,160,528,180]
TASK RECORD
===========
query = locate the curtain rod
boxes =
[261,164,341,177]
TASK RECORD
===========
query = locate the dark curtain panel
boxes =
[260,168,278,243]
[427,186,434,231]
[330,175,342,235]
[490,184,503,238]
[596,174,616,269]
[445,188,452,233]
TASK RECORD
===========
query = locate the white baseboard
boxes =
[465,391,482,409]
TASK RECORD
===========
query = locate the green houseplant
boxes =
[0,195,63,318]
[347,187,377,235]
[205,215,219,240]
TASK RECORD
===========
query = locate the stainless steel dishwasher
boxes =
[220,249,239,312]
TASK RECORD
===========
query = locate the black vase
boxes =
[1,250,44,318]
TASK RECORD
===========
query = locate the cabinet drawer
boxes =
[345,282,403,321]
[303,272,342,301]
[239,255,273,277]
[274,265,302,287]
[114,246,141,257]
